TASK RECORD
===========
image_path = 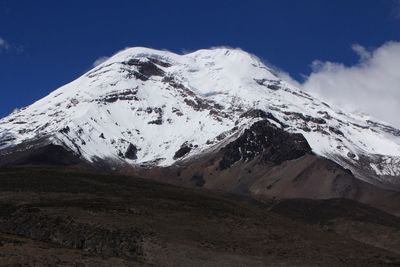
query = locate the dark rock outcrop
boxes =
[367,120,400,137]
[284,111,327,125]
[219,120,312,170]
[97,88,139,103]
[240,109,283,126]
[126,58,165,79]
[125,144,138,160]
[147,57,172,68]
[0,132,16,147]
[173,144,192,160]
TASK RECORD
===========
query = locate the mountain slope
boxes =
[1,47,400,190]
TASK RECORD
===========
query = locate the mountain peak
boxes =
[1,47,400,190]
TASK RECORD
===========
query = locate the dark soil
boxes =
[0,166,399,266]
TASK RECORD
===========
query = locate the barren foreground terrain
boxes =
[0,167,399,266]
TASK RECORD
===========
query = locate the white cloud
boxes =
[0,37,24,54]
[273,68,302,88]
[92,56,109,67]
[301,41,400,128]
[0,37,10,52]
[351,43,371,61]
[256,56,303,88]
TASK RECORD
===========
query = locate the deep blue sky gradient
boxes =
[0,0,399,118]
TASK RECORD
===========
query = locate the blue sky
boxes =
[0,0,399,121]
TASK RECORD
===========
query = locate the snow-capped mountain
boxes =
[1,47,400,189]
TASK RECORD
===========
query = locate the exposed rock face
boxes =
[240,109,270,119]
[125,58,166,80]
[96,88,139,103]
[240,109,285,127]
[173,144,192,160]
[0,133,16,147]
[125,144,138,160]
[219,120,312,170]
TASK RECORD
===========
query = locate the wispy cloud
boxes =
[0,37,10,52]
[0,37,24,54]
[351,43,371,61]
[92,56,110,67]
[301,41,400,128]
